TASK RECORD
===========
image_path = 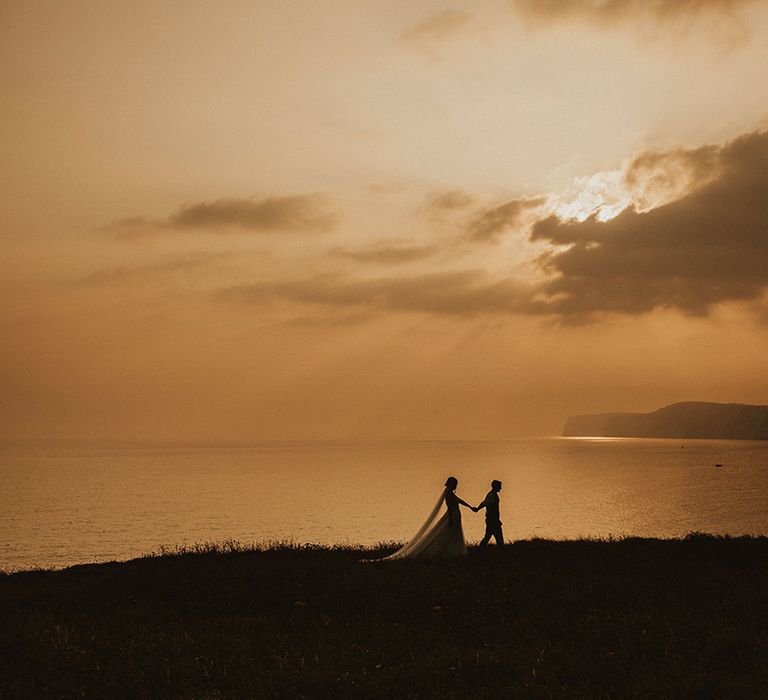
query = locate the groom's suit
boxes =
[479,489,503,548]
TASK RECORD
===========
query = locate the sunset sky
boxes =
[2,0,768,441]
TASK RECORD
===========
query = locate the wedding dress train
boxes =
[384,487,467,560]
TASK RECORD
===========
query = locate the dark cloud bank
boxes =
[219,129,768,324]
[531,129,768,318]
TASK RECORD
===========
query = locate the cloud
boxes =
[402,10,474,55]
[109,194,338,236]
[218,270,534,317]
[79,253,230,285]
[529,129,768,319]
[512,0,756,27]
[467,196,548,242]
[333,244,438,265]
[189,130,768,325]
[213,129,768,324]
[624,143,721,210]
[426,189,477,212]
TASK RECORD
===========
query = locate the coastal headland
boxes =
[564,402,768,440]
[3,536,768,697]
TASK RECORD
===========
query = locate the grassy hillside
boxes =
[2,536,768,698]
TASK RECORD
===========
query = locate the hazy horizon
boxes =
[5,398,768,445]
[3,1,768,442]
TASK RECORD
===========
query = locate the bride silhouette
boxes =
[381,476,474,560]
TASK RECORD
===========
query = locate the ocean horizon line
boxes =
[1,435,568,449]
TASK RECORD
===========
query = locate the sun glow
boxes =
[549,170,632,223]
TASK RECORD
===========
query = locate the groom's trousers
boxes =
[479,519,503,548]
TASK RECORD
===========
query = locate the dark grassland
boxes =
[2,536,768,698]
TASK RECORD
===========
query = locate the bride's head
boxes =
[444,476,458,491]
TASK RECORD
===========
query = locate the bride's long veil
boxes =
[383,488,447,560]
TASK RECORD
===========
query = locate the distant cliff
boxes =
[563,402,768,440]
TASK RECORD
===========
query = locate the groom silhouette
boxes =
[475,480,503,549]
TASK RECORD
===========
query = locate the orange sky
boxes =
[2,0,768,441]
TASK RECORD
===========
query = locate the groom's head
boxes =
[491,480,502,492]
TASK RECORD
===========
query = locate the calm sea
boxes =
[2,438,768,570]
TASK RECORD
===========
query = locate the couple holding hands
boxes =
[381,477,504,561]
